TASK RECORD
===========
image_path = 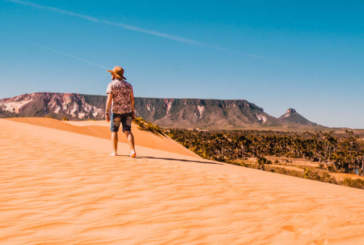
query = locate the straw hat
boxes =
[107,66,126,80]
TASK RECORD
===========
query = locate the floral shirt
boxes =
[106,79,133,114]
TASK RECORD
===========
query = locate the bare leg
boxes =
[111,132,118,155]
[124,131,136,155]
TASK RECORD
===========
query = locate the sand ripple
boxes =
[0,119,364,244]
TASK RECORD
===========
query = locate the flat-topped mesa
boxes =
[0,92,322,129]
[133,98,275,129]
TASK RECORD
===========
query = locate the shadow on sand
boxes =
[117,155,221,165]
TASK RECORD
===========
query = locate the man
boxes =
[105,66,136,158]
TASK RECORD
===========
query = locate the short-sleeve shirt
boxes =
[106,79,133,114]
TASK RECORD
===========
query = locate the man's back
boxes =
[106,79,133,114]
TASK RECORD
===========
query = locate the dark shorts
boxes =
[110,112,133,132]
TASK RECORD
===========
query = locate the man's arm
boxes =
[105,93,112,121]
[130,89,135,118]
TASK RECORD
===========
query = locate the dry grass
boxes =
[231,157,364,189]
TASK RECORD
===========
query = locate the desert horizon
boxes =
[2,91,364,131]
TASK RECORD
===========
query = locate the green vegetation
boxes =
[133,117,165,136]
[129,117,364,189]
[165,129,364,175]
[163,128,364,189]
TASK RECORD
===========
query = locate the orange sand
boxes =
[8,117,196,157]
[1,118,364,244]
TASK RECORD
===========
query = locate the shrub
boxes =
[342,178,364,189]
[133,117,164,136]
[258,156,272,165]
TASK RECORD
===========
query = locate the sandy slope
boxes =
[7,118,196,158]
[1,119,364,245]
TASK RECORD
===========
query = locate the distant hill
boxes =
[278,108,319,127]
[0,92,324,130]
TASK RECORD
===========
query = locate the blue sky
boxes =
[0,0,363,128]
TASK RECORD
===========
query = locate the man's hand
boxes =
[131,110,136,119]
[105,94,112,122]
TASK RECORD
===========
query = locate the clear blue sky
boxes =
[1,0,363,128]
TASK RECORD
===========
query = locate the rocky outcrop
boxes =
[134,97,280,129]
[0,93,104,120]
[278,108,318,127]
[0,93,322,129]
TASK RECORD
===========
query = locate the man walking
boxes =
[105,66,136,158]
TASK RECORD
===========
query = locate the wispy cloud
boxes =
[7,0,203,46]
[100,20,203,46]
[7,0,264,60]
[33,44,108,70]
[8,0,99,22]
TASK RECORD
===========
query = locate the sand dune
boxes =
[8,118,196,158]
[1,118,364,244]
